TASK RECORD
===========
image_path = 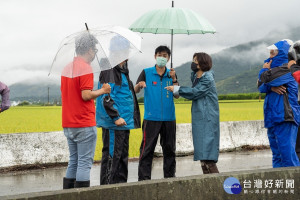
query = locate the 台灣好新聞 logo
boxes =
[223,177,242,194]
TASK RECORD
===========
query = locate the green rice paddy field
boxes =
[0,100,264,160]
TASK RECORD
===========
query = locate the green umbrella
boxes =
[129,1,216,68]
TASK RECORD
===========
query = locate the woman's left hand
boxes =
[165,86,174,92]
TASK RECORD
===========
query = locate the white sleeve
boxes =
[173,85,180,96]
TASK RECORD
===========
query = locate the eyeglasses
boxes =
[93,48,98,53]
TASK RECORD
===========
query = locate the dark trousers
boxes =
[297,126,300,160]
[100,128,130,185]
[138,120,176,181]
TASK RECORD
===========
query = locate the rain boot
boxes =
[206,161,219,174]
[63,177,76,189]
[200,161,210,174]
[75,180,90,188]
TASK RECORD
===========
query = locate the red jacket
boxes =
[291,64,300,83]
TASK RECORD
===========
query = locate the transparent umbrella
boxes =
[48,24,142,78]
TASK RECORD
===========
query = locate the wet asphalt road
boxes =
[0,149,272,196]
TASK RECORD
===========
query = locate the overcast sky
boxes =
[1,0,300,85]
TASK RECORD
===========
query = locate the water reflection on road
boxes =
[0,149,272,196]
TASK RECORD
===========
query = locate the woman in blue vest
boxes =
[166,52,220,174]
[135,46,179,180]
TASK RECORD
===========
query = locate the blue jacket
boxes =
[258,65,300,128]
[96,65,141,130]
[143,66,176,121]
[179,71,220,162]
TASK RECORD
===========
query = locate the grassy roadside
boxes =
[0,100,264,159]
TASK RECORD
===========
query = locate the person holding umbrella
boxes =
[135,45,179,181]
[0,81,10,113]
[61,32,111,189]
[165,52,220,174]
[96,35,141,185]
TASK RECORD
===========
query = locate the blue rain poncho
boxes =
[177,71,220,162]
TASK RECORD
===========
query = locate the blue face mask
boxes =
[156,57,168,68]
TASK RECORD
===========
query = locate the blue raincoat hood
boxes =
[264,40,290,68]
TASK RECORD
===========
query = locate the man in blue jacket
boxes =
[135,46,179,181]
[96,36,141,185]
[258,40,300,167]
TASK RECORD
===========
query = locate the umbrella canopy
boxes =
[129,7,216,34]
[129,2,216,68]
[49,25,142,78]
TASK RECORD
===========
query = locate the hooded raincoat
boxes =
[178,71,220,162]
[258,40,300,167]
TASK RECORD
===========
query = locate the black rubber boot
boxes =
[206,162,219,174]
[200,161,210,174]
[201,161,219,174]
[63,177,76,189]
[75,180,90,188]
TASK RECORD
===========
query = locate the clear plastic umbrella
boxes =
[49,24,142,78]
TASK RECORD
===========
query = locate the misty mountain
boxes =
[176,26,300,93]
[9,83,61,103]
[8,26,300,101]
[9,82,100,103]
[215,66,261,94]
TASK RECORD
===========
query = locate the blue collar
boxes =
[152,65,169,77]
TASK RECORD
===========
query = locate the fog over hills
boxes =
[9,26,300,101]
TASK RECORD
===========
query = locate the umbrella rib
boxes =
[97,29,141,52]
[49,43,70,76]
[72,52,75,78]
[87,29,113,72]
[114,32,142,53]
[98,43,114,69]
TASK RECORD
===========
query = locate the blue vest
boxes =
[143,66,176,121]
[96,73,135,130]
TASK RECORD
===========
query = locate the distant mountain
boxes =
[8,26,300,101]
[9,82,98,103]
[9,83,61,103]
[215,66,261,94]
[176,26,300,94]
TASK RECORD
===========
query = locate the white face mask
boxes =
[156,57,168,67]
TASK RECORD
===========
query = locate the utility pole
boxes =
[48,87,50,105]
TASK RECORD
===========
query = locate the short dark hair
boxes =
[193,52,212,72]
[75,33,98,55]
[155,45,171,56]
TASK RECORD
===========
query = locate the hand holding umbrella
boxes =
[130,1,216,68]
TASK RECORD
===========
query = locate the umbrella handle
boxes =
[167,71,171,79]
[171,1,174,68]
[104,94,111,103]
